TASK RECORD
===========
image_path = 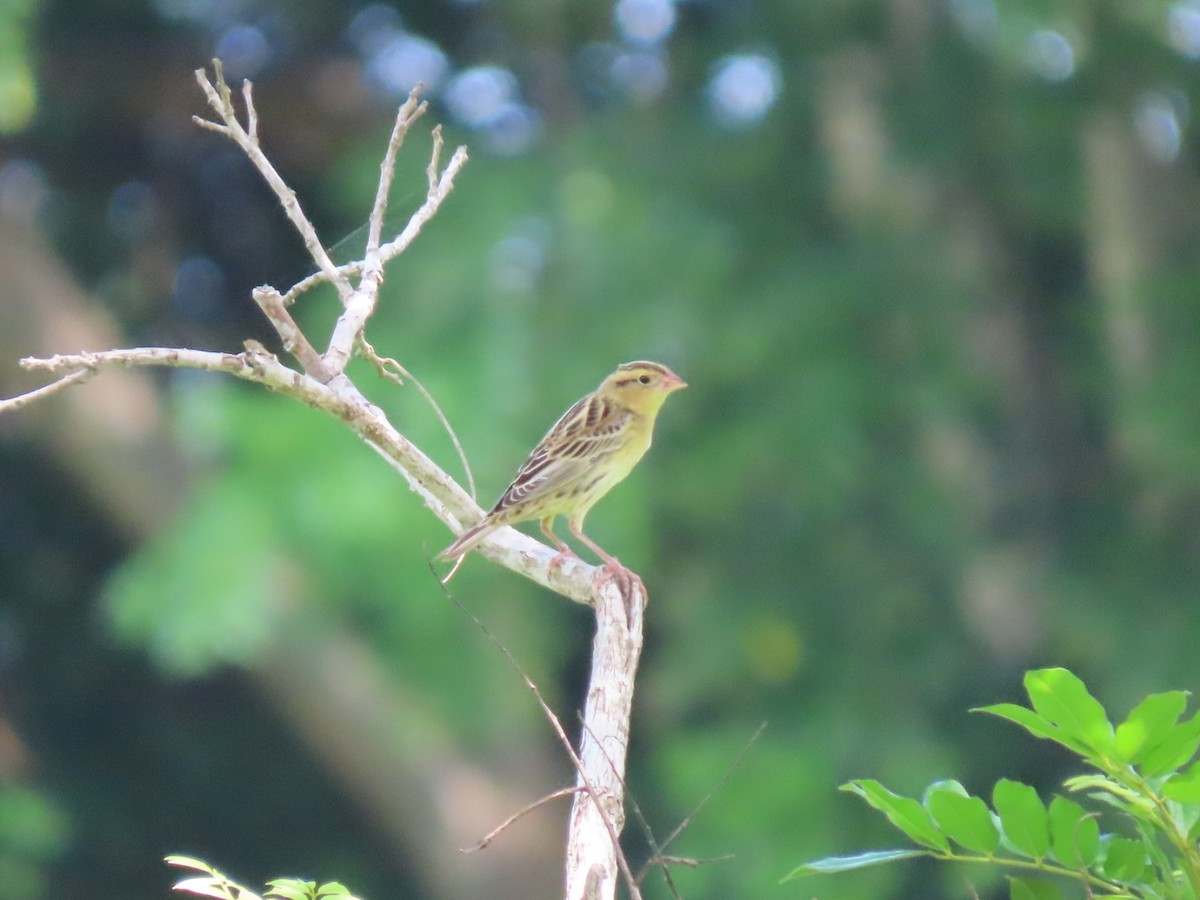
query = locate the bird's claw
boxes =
[547,547,581,578]
[593,559,645,628]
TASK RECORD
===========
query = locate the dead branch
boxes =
[2,59,648,900]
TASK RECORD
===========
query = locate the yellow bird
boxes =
[439,361,687,586]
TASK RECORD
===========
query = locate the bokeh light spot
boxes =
[1025,29,1075,82]
[445,66,517,127]
[172,256,227,322]
[741,615,804,684]
[364,32,449,95]
[614,0,676,46]
[707,53,781,127]
[1168,1,1200,58]
[610,50,669,104]
[215,25,271,79]
[1134,92,1184,164]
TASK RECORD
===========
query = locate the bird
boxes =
[438,360,687,592]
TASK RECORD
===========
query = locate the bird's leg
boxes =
[541,517,580,576]
[567,521,646,623]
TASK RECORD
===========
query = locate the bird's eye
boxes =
[638,374,652,385]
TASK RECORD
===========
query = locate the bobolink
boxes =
[439,361,686,589]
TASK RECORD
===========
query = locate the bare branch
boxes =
[367,87,428,254]
[463,787,580,853]
[193,62,351,301]
[3,66,658,900]
[645,854,736,870]
[564,582,646,900]
[274,133,467,311]
[242,78,258,142]
[439,574,641,900]
[378,142,469,263]
[0,366,97,414]
[252,286,334,382]
[578,713,681,899]
[322,135,468,374]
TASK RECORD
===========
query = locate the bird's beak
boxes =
[665,371,688,392]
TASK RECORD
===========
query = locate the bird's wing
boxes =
[491,393,630,514]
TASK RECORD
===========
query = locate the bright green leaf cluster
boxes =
[787,668,1200,899]
[165,856,362,900]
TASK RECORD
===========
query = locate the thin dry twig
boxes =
[367,88,428,254]
[358,336,477,500]
[276,128,467,310]
[322,126,467,374]
[655,721,767,857]
[280,260,364,306]
[463,786,581,853]
[192,60,350,301]
[0,366,97,414]
[647,854,736,870]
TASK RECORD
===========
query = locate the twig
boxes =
[322,125,468,374]
[192,61,350,302]
[378,139,469,262]
[276,131,467,310]
[463,786,581,852]
[367,87,427,254]
[253,286,334,382]
[655,721,767,855]
[646,854,735,870]
[0,366,97,414]
[358,336,477,501]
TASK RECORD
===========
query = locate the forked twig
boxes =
[192,60,350,301]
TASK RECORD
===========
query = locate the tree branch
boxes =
[3,60,645,900]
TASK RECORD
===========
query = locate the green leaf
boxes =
[993,779,1050,859]
[782,849,927,880]
[165,856,219,875]
[1164,761,1200,803]
[1010,877,1064,900]
[316,884,357,900]
[1139,710,1200,777]
[265,881,314,900]
[1101,836,1147,882]
[925,781,1000,854]
[1115,691,1189,763]
[841,780,951,852]
[172,877,238,900]
[1024,668,1114,757]
[1048,796,1099,869]
[973,704,1090,757]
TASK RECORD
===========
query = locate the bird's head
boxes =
[599,360,687,416]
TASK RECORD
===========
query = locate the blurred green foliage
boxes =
[3,0,1200,899]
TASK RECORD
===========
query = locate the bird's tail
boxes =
[437,520,497,561]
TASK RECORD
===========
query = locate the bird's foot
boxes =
[547,547,582,578]
[593,559,646,628]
